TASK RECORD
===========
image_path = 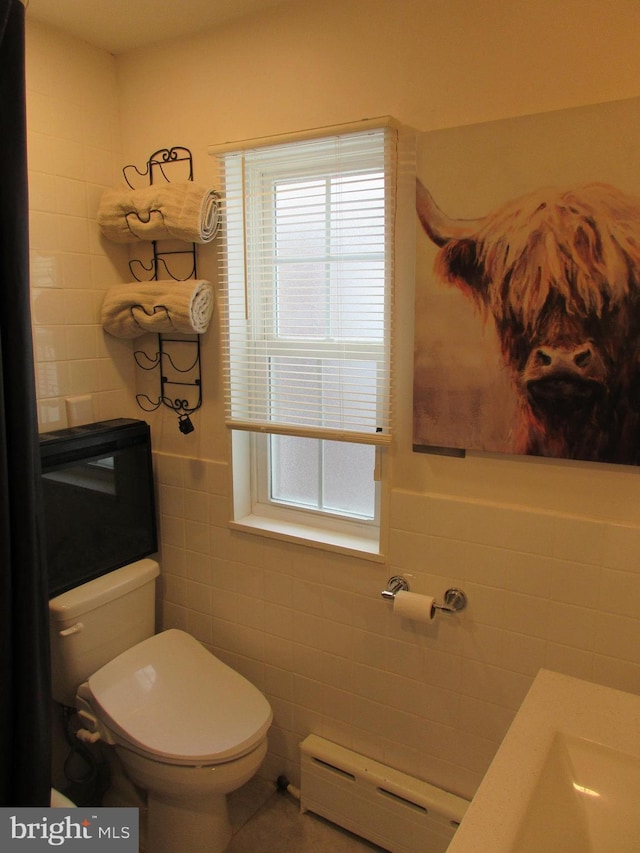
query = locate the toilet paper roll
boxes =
[393,590,435,622]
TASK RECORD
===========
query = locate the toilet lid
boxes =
[87,629,272,765]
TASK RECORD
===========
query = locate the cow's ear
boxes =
[436,238,488,302]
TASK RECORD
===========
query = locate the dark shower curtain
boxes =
[0,0,51,805]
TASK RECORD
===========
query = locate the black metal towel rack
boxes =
[123,146,203,434]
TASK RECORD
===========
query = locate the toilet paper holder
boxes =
[381,575,467,613]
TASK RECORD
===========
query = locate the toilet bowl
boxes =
[49,560,273,853]
[75,629,272,853]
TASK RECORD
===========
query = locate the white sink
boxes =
[514,732,640,852]
[447,670,640,853]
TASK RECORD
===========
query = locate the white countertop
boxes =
[447,669,640,853]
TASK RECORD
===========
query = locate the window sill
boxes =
[228,513,385,562]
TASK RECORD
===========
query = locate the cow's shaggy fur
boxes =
[418,182,640,463]
[437,184,640,328]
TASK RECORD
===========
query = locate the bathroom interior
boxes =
[6,0,640,850]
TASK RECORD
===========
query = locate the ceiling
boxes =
[25,0,289,54]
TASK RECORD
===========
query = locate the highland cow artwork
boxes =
[413,97,640,465]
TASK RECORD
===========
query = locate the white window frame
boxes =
[231,432,384,556]
[214,119,398,558]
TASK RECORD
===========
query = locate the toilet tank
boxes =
[49,558,160,706]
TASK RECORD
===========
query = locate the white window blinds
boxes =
[215,121,397,446]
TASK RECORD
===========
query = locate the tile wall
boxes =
[25,21,135,432]
[154,450,640,802]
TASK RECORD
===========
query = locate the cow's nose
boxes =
[534,348,553,367]
[573,347,592,369]
[533,345,593,372]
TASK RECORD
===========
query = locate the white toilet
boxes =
[49,558,272,853]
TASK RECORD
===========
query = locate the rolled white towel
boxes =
[101,280,214,338]
[97,182,220,244]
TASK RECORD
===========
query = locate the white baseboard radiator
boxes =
[300,735,469,853]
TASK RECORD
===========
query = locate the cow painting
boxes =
[415,180,640,464]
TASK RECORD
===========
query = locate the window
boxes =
[214,120,397,556]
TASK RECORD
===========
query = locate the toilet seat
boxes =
[86,629,272,766]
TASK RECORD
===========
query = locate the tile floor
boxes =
[227,777,387,852]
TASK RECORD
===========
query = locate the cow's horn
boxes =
[416,179,483,246]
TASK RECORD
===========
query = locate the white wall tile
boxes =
[66,326,97,360]
[61,253,93,289]
[30,251,63,289]
[29,172,57,212]
[33,326,68,362]
[184,489,209,523]
[27,131,58,174]
[27,24,125,430]
[31,288,66,325]
[187,610,213,645]
[63,290,94,324]
[185,551,212,585]
[52,137,85,181]
[544,643,594,681]
[29,212,59,252]
[67,359,98,394]
[55,178,87,217]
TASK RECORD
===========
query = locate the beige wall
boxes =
[27,0,640,801]
[26,21,137,429]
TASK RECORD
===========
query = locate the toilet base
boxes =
[148,792,231,853]
[101,750,148,846]
[114,739,268,853]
